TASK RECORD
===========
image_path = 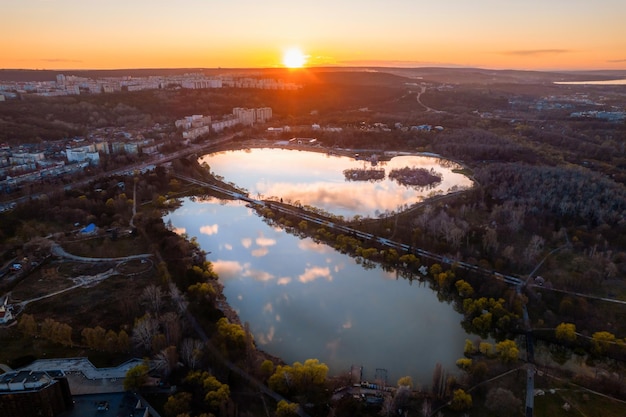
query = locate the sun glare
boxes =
[282,47,307,68]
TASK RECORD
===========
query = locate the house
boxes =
[0,298,13,324]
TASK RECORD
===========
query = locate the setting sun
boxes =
[282,47,307,68]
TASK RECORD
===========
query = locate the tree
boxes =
[154,346,179,378]
[260,359,275,380]
[18,314,38,337]
[555,322,577,343]
[485,387,521,415]
[164,392,192,417]
[124,363,149,391]
[276,400,299,417]
[397,376,413,388]
[456,358,472,371]
[185,371,230,411]
[141,284,164,317]
[455,280,474,297]
[450,389,472,411]
[495,339,519,363]
[215,317,247,360]
[268,359,329,400]
[592,331,616,355]
[479,341,494,357]
[132,314,159,352]
[463,339,476,356]
[180,338,203,370]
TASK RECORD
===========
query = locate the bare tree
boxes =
[141,285,164,317]
[132,314,160,352]
[180,338,204,370]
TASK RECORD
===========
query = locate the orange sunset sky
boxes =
[2,0,625,71]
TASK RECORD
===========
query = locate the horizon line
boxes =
[2,65,626,74]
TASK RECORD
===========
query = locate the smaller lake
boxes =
[199,148,473,219]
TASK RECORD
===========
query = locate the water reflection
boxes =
[165,197,471,385]
[200,149,473,218]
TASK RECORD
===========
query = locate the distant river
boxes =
[199,148,473,219]
[165,198,471,386]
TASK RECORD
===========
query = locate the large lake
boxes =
[165,198,471,386]
[164,149,475,385]
[199,148,473,219]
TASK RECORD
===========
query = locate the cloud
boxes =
[299,266,332,283]
[342,319,352,329]
[252,247,269,257]
[607,58,626,63]
[338,59,463,68]
[298,240,330,254]
[212,260,245,279]
[277,277,292,285]
[256,325,275,345]
[40,58,83,63]
[263,302,273,313]
[223,243,233,250]
[256,236,276,247]
[499,49,571,56]
[199,224,218,236]
[241,237,252,248]
[171,227,186,235]
[242,268,275,282]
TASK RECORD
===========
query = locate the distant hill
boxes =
[2,66,624,84]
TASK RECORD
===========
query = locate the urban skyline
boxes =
[2,0,626,71]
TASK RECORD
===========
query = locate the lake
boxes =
[165,198,471,386]
[199,148,473,219]
[164,149,474,385]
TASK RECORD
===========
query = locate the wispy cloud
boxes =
[607,58,626,63]
[40,58,83,63]
[338,59,463,68]
[499,49,571,56]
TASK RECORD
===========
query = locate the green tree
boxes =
[185,371,230,411]
[479,341,494,357]
[260,359,275,379]
[592,331,616,355]
[124,363,149,391]
[495,339,519,363]
[215,317,247,360]
[268,359,329,400]
[450,388,472,411]
[555,322,577,343]
[276,400,299,417]
[163,392,192,417]
[456,358,472,371]
[455,279,474,297]
[397,376,413,388]
[464,339,476,356]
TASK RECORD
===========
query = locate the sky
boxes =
[2,0,625,71]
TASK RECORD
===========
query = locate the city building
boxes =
[0,370,73,417]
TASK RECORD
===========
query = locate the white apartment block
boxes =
[181,79,223,89]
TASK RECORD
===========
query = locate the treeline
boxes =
[17,314,130,352]
[432,128,540,163]
[476,163,626,226]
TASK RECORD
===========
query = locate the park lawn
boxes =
[534,388,626,417]
[62,234,151,258]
